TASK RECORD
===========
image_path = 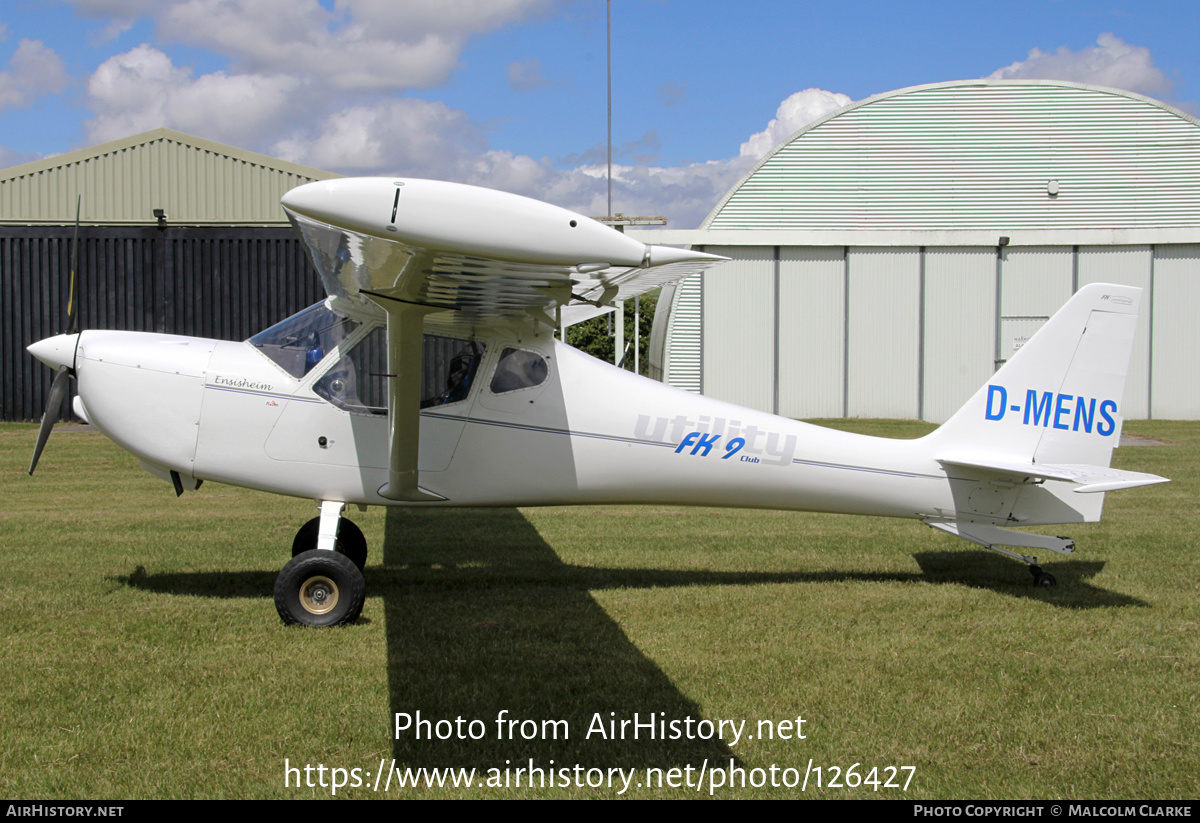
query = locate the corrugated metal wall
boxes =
[997,247,1072,366]
[778,247,845,418]
[846,248,921,418]
[1152,246,1200,418]
[665,242,1194,422]
[1,226,324,421]
[922,248,995,422]
[664,271,703,393]
[1077,246,1152,418]
[702,246,774,410]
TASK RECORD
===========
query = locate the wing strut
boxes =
[373,299,442,502]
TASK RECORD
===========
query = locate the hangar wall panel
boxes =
[847,248,920,418]
[1076,246,1152,418]
[922,248,997,423]
[998,247,1074,366]
[777,247,845,418]
[664,274,703,393]
[1150,245,1200,418]
[702,246,775,410]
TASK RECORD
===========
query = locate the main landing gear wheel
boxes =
[1029,564,1057,588]
[275,549,365,627]
[291,516,368,570]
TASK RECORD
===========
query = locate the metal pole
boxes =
[607,0,612,217]
[634,295,639,374]
[614,301,623,367]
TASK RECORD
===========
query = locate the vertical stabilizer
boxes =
[929,283,1140,469]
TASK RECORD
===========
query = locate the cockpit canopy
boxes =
[247,302,551,416]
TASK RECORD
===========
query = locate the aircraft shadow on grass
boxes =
[116,508,1146,770]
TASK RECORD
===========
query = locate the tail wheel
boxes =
[1029,564,1057,588]
[275,549,365,627]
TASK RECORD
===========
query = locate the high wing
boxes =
[282,177,725,332]
[281,177,726,501]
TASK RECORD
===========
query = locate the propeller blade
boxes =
[28,365,71,476]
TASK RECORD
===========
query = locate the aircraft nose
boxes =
[27,333,81,372]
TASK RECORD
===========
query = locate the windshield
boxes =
[248,303,360,378]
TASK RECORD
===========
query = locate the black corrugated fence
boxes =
[1,225,325,422]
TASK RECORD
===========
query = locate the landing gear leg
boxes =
[290,501,368,570]
[924,519,1070,588]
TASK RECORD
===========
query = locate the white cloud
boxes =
[69,0,857,230]
[157,1,455,91]
[333,0,555,37]
[267,109,754,228]
[507,58,551,92]
[272,98,489,176]
[70,0,555,93]
[571,157,758,228]
[739,88,852,160]
[74,0,559,159]
[0,39,71,110]
[532,88,851,227]
[988,33,1170,97]
[85,45,300,145]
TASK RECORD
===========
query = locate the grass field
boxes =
[1,419,1195,799]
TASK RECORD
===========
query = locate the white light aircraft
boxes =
[27,177,1168,626]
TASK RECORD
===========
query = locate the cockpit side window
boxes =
[489,348,549,394]
[421,338,486,408]
[313,326,388,415]
[249,302,359,378]
[313,327,486,416]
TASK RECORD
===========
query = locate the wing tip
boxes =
[645,245,729,266]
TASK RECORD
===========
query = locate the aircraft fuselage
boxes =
[63,321,958,522]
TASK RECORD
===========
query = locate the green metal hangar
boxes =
[642,80,1200,422]
[0,128,336,421]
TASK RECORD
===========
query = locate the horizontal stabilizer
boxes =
[940,457,1168,494]
[924,519,1076,557]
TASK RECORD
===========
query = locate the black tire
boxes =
[1034,572,1057,588]
[291,516,368,570]
[275,549,365,627]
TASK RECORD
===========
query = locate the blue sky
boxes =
[1,0,1197,227]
